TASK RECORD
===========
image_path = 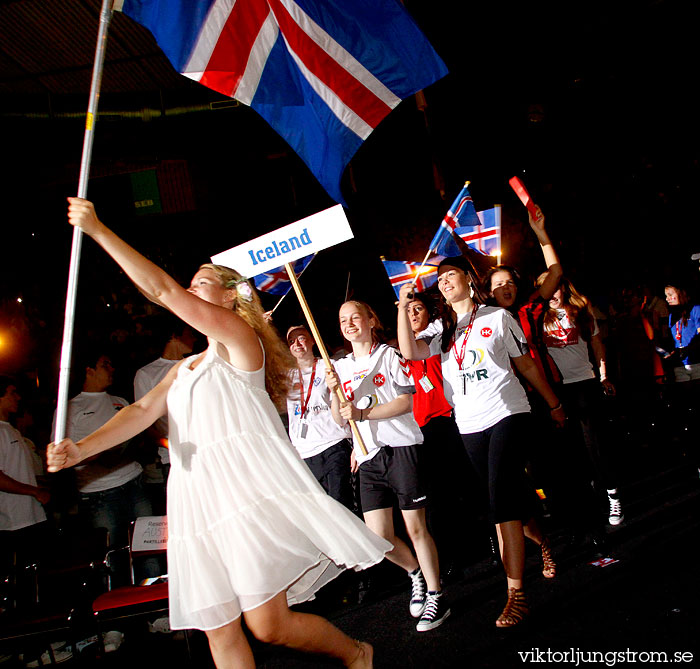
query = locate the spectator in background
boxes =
[664,283,700,382]
[134,317,197,514]
[663,282,700,474]
[53,348,155,583]
[0,377,49,608]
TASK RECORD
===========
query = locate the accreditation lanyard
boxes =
[298,359,317,420]
[418,359,434,393]
[451,308,478,371]
[675,320,683,343]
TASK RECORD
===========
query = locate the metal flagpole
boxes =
[285,263,368,456]
[54,0,114,443]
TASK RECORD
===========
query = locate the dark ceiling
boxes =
[1,0,699,377]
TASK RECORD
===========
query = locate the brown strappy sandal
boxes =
[347,640,373,668]
[495,587,529,628]
[541,538,556,579]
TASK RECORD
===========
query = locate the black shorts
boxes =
[358,444,427,513]
[304,439,353,510]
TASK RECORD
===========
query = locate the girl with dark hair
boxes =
[483,205,562,389]
[398,256,565,628]
[48,198,390,669]
[537,274,623,527]
[662,283,700,473]
[482,207,567,554]
[326,300,450,632]
[663,283,700,382]
[403,291,477,577]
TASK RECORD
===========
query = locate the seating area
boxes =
[0,516,189,667]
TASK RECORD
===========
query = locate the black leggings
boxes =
[559,379,617,490]
[460,413,533,524]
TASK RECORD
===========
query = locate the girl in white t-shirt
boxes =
[537,274,623,527]
[398,257,565,628]
[326,300,451,632]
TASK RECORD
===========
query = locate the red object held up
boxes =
[508,176,539,218]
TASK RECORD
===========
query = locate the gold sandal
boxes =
[541,538,556,579]
[496,587,529,628]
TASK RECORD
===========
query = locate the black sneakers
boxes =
[416,590,451,632]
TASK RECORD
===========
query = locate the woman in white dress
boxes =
[47,198,390,669]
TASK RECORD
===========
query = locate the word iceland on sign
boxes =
[211,205,353,278]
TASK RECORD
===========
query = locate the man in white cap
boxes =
[286,325,354,509]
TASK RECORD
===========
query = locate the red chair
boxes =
[90,516,189,655]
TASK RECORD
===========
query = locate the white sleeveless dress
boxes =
[165,346,390,630]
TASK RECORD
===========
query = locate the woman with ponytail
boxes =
[398,256,565,628]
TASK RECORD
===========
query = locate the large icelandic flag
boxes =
[381,259,439,299]
[253,253,314,295]
[434,206,502,258]
[428,184,480,254]
[115,0,448,204]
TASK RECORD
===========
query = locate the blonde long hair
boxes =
[199,263,294,408]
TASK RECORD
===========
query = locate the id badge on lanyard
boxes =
[297,360,317,439]
[297,418,309,440]
[418,360,434,393]
[453,308,478,396]
[457,369,471,396]
[419,375,434,393]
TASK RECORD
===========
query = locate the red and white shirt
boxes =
[543,309,598,384]
[332,344,423,465]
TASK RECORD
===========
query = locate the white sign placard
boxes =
[211,204,353,277]
[132,516,168,552]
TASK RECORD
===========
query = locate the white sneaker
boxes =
[608,494,624,526]
[148,616,172,633]
[103,630,124,653]
[408,568,427,618]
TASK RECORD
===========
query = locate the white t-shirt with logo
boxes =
[286,359,352,459]
[419,306,531,434]
[0,421,47,531]
[543,309,598,384]
[333,344,423,466]
[55,392,142,493]
[134,357,178,465]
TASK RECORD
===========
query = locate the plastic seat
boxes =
[90,516,189,656]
